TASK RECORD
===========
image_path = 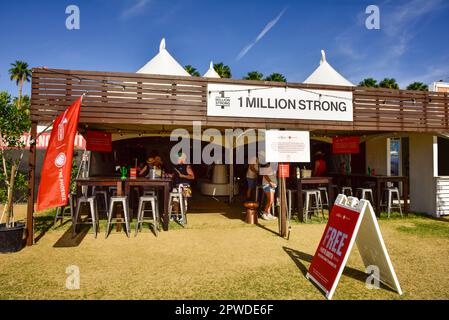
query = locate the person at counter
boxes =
[313,151,327,177]
[168,152,195,220]
[139,154,164,177]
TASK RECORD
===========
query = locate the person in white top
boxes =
[245,156,259,200]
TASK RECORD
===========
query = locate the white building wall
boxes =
[366,137,388,175]
[409,133,437,215]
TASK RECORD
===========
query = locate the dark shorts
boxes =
[247,178,257,189]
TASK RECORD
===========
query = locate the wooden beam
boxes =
[26,122,38,246]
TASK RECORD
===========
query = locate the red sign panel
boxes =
[332,136,360,154]
[307,204,361,294]
[86,130,112,152]
[278,163,290,178]
[37,96,82,211]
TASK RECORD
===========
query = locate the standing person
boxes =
[245,156,259,200]
[260,163,277,220]
[313,151,327,177]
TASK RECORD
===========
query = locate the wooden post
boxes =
[26,122,38,246]
[279,175,287,238]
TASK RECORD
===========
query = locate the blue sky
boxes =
[0,0,448,96]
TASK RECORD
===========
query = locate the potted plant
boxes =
[0,91,31,253]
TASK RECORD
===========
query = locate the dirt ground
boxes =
[1,202,449,300]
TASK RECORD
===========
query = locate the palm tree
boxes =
[184,65,200,77]
[243,71,264,81]
[378,78,399,90]
[8,60,31,108]
[213,63,232,78]
[358,78,378,88]
[264,73,287,82]
[406,82,428,91]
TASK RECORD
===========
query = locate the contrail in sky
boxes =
[237,7,287,61]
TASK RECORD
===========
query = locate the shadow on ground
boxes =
[283,246,396,295]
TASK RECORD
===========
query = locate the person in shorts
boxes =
[245,156,259,200]
[260,163,277,221]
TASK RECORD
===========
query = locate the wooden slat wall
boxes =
[30,68,449,133]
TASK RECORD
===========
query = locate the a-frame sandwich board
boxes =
[306,195,402,299]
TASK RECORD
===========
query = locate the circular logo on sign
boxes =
[54,153,67,168]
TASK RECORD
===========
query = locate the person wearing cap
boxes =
[139,155,163,177]
[313,151,327,177]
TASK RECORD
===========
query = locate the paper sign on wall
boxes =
[264,130,310,163]
[306,195,402,299]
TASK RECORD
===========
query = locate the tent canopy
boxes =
[203,61,221,78]
[136,38,191,77]
[304,50,354,86]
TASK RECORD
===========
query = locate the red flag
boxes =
[37,96,83,211]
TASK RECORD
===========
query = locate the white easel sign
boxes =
[306,195,403,299]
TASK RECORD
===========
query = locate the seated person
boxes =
[139,155,163,177]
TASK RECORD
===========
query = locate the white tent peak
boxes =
[137,38,190,77]
[320,50,326,65]
[304,51,354,86]
[159,38,166,52]
[203,61,221,78]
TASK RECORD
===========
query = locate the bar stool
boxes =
[106,196,131,238]
[381,187,403,218]
[341,186,353,197]
[317,187,329,209]
[302,189,323,223]
[54,193,76,226]
[108,186,118,196]
[73,196,99,238]
[286,189,297,220]
[93,188,109,215]
[135,195,159,237]
[168,187,187,226]
[356,188,374,203]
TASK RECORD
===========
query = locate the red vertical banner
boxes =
[37,96,83,211]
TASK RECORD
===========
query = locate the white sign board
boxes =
[264,130,310,163]
[207,83,353,122]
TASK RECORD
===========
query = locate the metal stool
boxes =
[54,193,76,226]
[108,186,118,196]
[381,187,403,218]
[135,195,159,236]
[341,186,353,197]
[73,196,99,238]
[302,189,323,222]
[168,188,187,226]
[356,188,374,203]
[106,196,131,238]
[317,187,329,209]
[93,188,109,215]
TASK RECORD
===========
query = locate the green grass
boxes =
[396,220,449,238]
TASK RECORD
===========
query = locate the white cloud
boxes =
[237,7,287,61]
[120,0,151,20]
